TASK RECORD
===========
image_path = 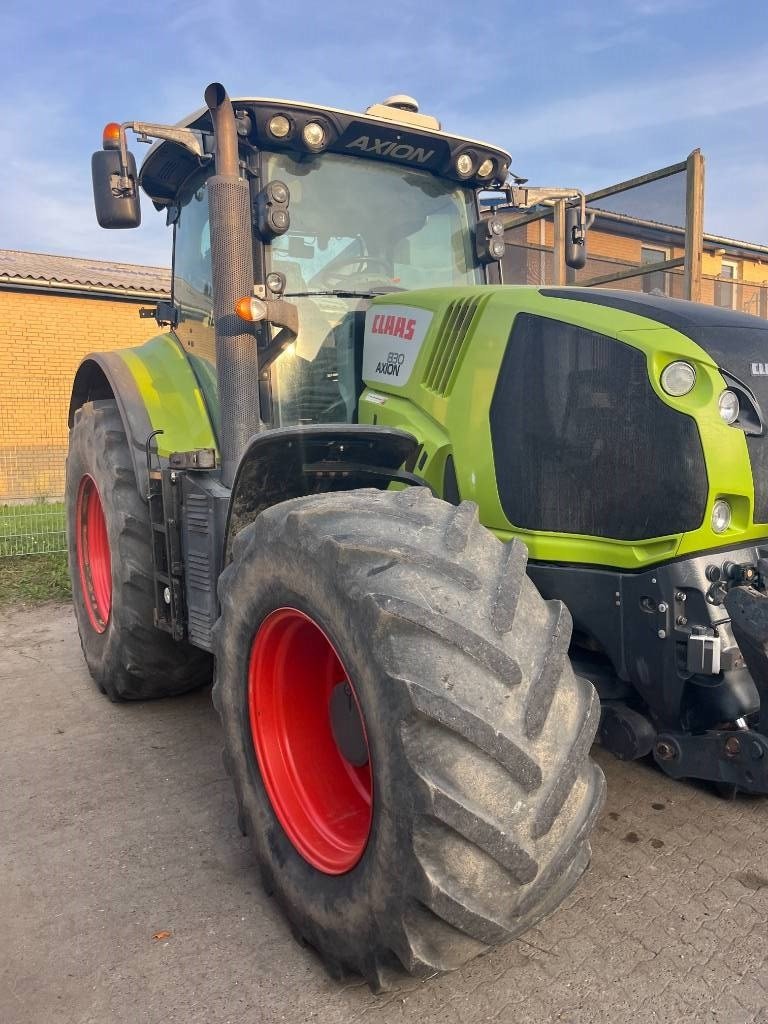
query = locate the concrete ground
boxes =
[2,605,768,1024]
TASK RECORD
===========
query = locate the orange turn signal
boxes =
[235,296,267,322]
[103,122,122,150]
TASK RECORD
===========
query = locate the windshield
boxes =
[264,150,482,293]
[261,152,481,426]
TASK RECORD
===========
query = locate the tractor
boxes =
[70,81,768,988]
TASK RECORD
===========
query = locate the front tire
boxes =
[66,400,211,700]
[213,487,604,988]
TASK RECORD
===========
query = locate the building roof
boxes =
[588,210,768,261]
[0,249,171,299]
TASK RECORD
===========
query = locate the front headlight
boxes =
[718,389,740,424]
[660,361,696,397]
[711,499,732,534]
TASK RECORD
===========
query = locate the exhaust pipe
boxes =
[204,82,261,488]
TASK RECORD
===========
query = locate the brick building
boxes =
[0,250,170,501]
[504,212,768,317]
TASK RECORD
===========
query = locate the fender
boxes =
[225,424,421,559]
[69,334,218,499]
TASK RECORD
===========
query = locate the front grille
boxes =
[490,314,709,541]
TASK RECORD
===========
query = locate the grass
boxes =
[0,503,70,605]
[0,553,71,606]
[0,501,66,556]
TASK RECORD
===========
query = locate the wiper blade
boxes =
[284,285,406,298]
[284,290,376,299]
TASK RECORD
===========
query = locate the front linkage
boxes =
[641,547,768,794]
[533,540,768,794]
[655,549,768,794]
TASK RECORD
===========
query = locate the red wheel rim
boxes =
[248,608,373,874]
[75,475,112,633]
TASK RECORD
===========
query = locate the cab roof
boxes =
[139,95,512,208]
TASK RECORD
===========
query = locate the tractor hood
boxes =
[357,285,768,571]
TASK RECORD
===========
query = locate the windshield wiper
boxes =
[284,286,406,299]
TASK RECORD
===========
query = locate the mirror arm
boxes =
[113,122,210,194]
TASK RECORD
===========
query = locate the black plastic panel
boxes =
[541,290,768,523]
[490,314,708,540]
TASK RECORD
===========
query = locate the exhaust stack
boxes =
[204,82,261,488]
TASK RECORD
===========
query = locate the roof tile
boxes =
[0,249,171,296]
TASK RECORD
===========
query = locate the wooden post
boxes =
[683,149,705,302]
[552,200,567,286]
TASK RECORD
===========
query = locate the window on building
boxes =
[715,260,739,309]
[641,246,668,295]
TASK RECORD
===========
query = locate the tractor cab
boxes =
[112,93,512,432]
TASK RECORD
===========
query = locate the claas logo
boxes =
[371,313,417,340]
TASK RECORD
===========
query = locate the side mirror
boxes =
[91,148,141,229]
[565,205,587,270]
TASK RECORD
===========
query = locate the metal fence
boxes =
[0,499,66,557]
[0,422,67,557]
[499,154,702,298]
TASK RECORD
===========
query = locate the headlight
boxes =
[660,361,696,397]
[711,500,732,534]
[268,114,291,139]
[477,157,494,179]
[455,153,474,177]
[302,121,326,150]
[718,389,740,424]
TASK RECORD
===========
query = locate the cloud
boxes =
[482,48,768,150]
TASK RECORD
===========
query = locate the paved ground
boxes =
[2,605,768,1024]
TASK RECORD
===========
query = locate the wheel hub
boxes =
[75,475,112,633]
[248,607,373,874]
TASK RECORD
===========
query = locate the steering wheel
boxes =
[310,255,393,289]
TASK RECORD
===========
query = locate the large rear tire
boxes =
[66,400,211,700]
[213,487,605,988]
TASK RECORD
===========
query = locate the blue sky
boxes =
[3,0,767,267]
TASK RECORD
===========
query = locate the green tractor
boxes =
[70,82,768,986]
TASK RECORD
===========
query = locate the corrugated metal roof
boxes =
[0,249,171,297]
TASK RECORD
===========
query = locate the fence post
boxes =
[683,149,705,302]
[552,200,567,287]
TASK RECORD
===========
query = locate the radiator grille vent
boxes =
[422,298,482,395]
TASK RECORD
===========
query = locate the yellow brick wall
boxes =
[0,289,162,500]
